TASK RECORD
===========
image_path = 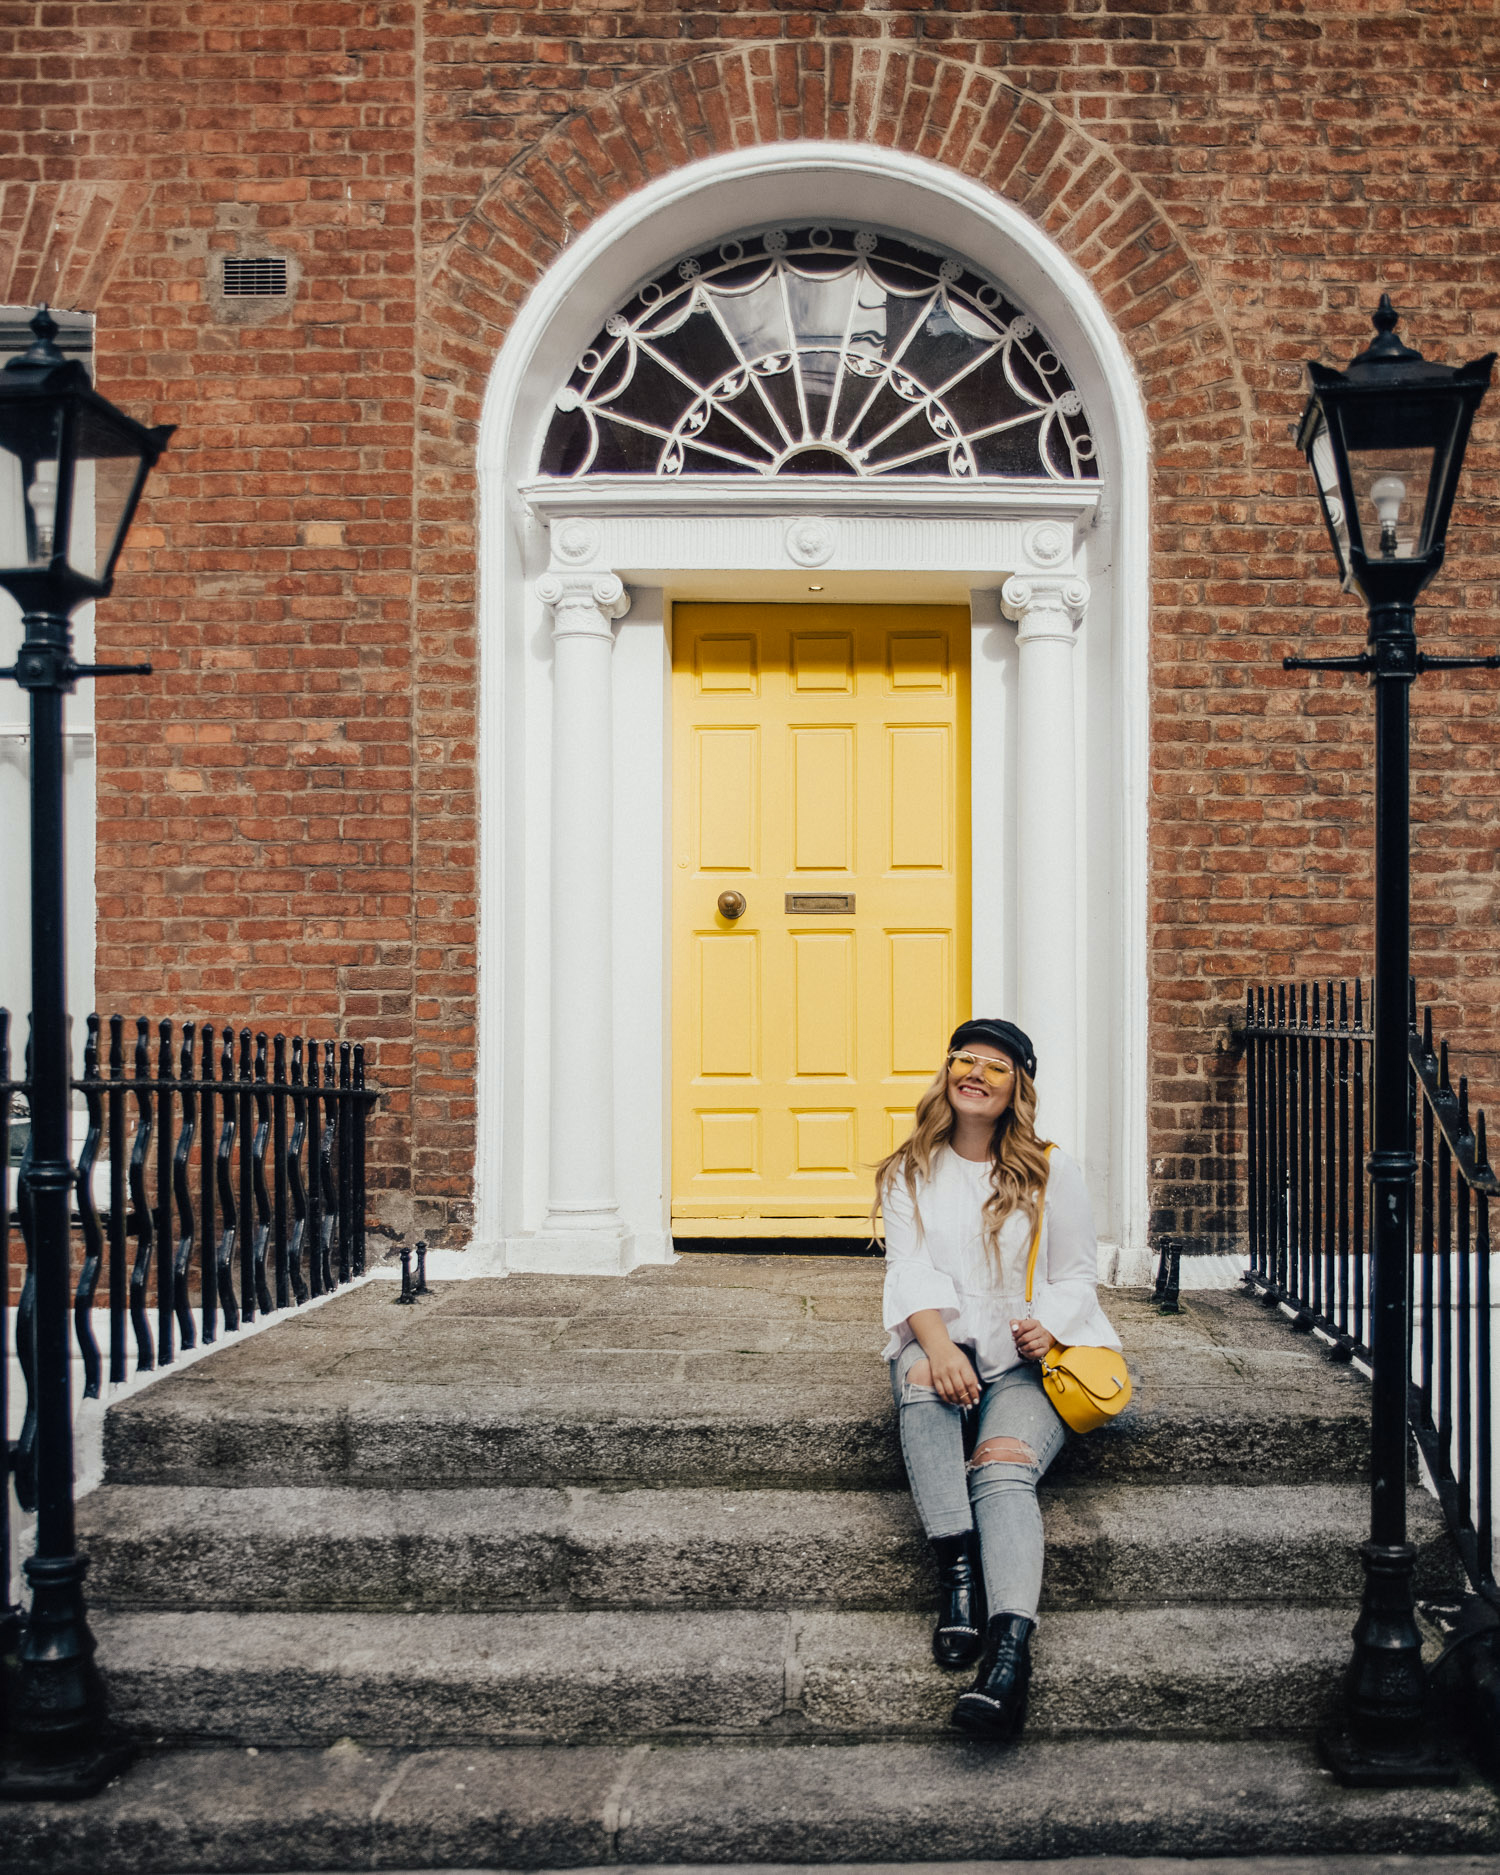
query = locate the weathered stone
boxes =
[6,1740,1499,1874]
[103,1285,1372,1491]
[96,1609,790,1744]
[46,1261,1475,1868]
[81,1479,1459,1614]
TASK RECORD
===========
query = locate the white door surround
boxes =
[474,143,1152,1281]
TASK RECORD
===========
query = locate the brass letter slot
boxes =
[785,893,855,915]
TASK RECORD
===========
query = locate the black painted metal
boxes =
[2,1021,377,1324]
[1406,1003,1499,1609]
[2,1006,378,1781]
[0,1011,18,1732]
[1277,299,1496,1787]
[0,308,170,1797]
[1244,978,1499,1752]
[1150,1236,1182,1313]
[1244,982,1371,1357]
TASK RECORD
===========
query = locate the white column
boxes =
[1001,571,1090,1152]
[536,568,633,1269]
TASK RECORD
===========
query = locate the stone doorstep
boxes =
[5,1739,1500,1875]
[98,1283,1375,1491]
[97,1360,1372,1491]
[79,1479,1462,1614]
[94,1604,1360,1745]
[152,1863,1500,1875]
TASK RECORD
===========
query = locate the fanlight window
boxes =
[540,226,1097,482]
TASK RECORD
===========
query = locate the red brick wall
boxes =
[2,0,1499,1258]
[1,2,420,1236]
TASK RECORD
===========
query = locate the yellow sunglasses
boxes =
[946,1051,1015,1088]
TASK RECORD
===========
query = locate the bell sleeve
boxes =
[1030,1150,1123,1352]
[880,1167,960,1343]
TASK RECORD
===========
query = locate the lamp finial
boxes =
[1351,293,1424,369]
[15,304,65,368]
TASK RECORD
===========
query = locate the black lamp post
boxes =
[0,307,171,1798]
[1290,296,1494,1785]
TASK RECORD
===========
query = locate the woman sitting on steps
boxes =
[873,1017,1121,1743]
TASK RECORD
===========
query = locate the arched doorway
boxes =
[474,145,1151,1281]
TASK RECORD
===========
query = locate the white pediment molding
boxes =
[523,477,1100,581]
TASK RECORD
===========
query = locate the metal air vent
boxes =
[223,256,289,298]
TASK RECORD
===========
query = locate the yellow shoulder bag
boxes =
[1023,1149,1132,1434]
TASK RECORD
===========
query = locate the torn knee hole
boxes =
[968,1437,1036,1470]
[908,1359,933,1387]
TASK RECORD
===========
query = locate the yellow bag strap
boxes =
[1023,1145,1055,1308]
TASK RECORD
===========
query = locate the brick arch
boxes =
[423,44,1249,472]
[0,181,151,316]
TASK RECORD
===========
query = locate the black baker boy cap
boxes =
[947,1018,1037,1080]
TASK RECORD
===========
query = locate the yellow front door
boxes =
[671,603,970,1238]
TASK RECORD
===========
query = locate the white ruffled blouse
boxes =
[879,1145,1121,1382]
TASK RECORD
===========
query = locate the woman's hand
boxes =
[906,1312,981,1405]
[921,1340,982,1406]
[905,1313,982,1407]
[1010,1317,1059,1363]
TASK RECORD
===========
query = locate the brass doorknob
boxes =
[717,891,747,921]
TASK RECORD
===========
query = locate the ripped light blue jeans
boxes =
[890,1337,1068,1622]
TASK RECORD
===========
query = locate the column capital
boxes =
[537,569,631,640]
[1000,572,1091,645]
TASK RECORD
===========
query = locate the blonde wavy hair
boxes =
[871,1050,1053,1268]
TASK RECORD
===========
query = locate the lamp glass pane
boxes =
[0,400,64,568]
[1343,444,1437,563]
[69,398,147,581]
[1308,417,1350,575]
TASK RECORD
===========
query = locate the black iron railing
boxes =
[1244,981,1370,1359]
[1243,980,1496,1604]
[2,1009,377,1532]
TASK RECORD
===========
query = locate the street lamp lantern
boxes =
[0,307,172,615]
[1297,294,1494,600]
[0,307,171,1799]
[1288,299,1495,1788]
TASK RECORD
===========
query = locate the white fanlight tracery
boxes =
[541,225,1098,484]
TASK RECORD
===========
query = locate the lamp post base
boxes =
[0,1733,134,1801]
[0,1552,132,1801]
[1317,1723,1457,1788]
[1317,1542,1459,1788]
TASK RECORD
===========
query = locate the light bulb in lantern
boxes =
[26,458,58,561]
[1370,474,1406,557]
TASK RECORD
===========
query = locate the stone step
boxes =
[7,1736,1498,1872]
[98,1282,1375,1492]
[94,1604,1361,1746]
[79,1479,1462,1614]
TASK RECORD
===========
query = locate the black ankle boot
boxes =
[951,1612,1035,1739]
[929,1532,984,1669]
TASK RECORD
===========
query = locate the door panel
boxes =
[792,931,853,1077]
[696,728,757,871]
[698,932,757,1077]
[888,931,950,1074]
[672,603,969,1235]
[791,728,853,872]
[888,726,950,870]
